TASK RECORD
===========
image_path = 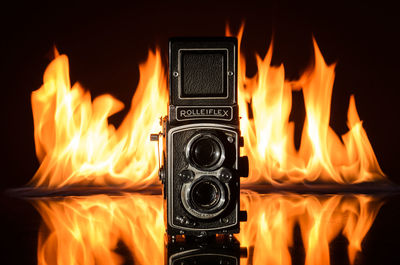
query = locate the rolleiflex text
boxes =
[177,106,232,121]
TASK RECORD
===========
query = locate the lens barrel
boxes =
[181,176,229,219]
[191,180,221,210]
[186,133,225,171]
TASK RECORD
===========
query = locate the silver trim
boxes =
[168,123,239,231]
[177,48,230,100]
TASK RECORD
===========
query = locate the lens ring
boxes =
[191,180,221,209]
[185,133,225,171]
[181,176,230,220]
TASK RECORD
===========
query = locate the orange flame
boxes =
[238,191,383,265]
[226,26,385,184]
[33,192,382,265]
[30,27,384,187]
[33,194,164,265]
[31,49,167,188]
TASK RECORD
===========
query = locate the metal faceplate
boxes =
[167,123,240,232]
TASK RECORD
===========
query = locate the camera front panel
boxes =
[166,123,240,235]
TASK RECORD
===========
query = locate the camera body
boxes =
[154,37,248,237]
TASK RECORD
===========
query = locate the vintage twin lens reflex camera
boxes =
[151,37,248,238]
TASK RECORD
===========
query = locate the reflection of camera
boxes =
[166,236,246,265]
[152,38,248,237]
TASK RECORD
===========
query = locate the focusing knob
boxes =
[238,156,249,178]
[178,169,195,183]
[239,210,247,222]
[239,136,244,147]
[159,166,166,183]
[150,134,159,141]
[240,247,248,258]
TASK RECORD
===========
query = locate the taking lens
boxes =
[181,175,229,219]
[191,180,221,210]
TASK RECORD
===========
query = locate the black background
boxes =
[1,1,400,264]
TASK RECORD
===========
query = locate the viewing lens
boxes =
[191,181,221,209]
[191,137,221,168]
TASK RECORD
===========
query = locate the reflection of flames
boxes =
[29,27,384,188]
[239,191,383,265]
[33,194,164,265]
[33,192,383,265]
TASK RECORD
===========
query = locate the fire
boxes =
[226,26,385,184]
[238,191,383,265]
[33,192,383,265]
[30,27,384,187]
[33,194,164,265]
[30,48,167,188]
